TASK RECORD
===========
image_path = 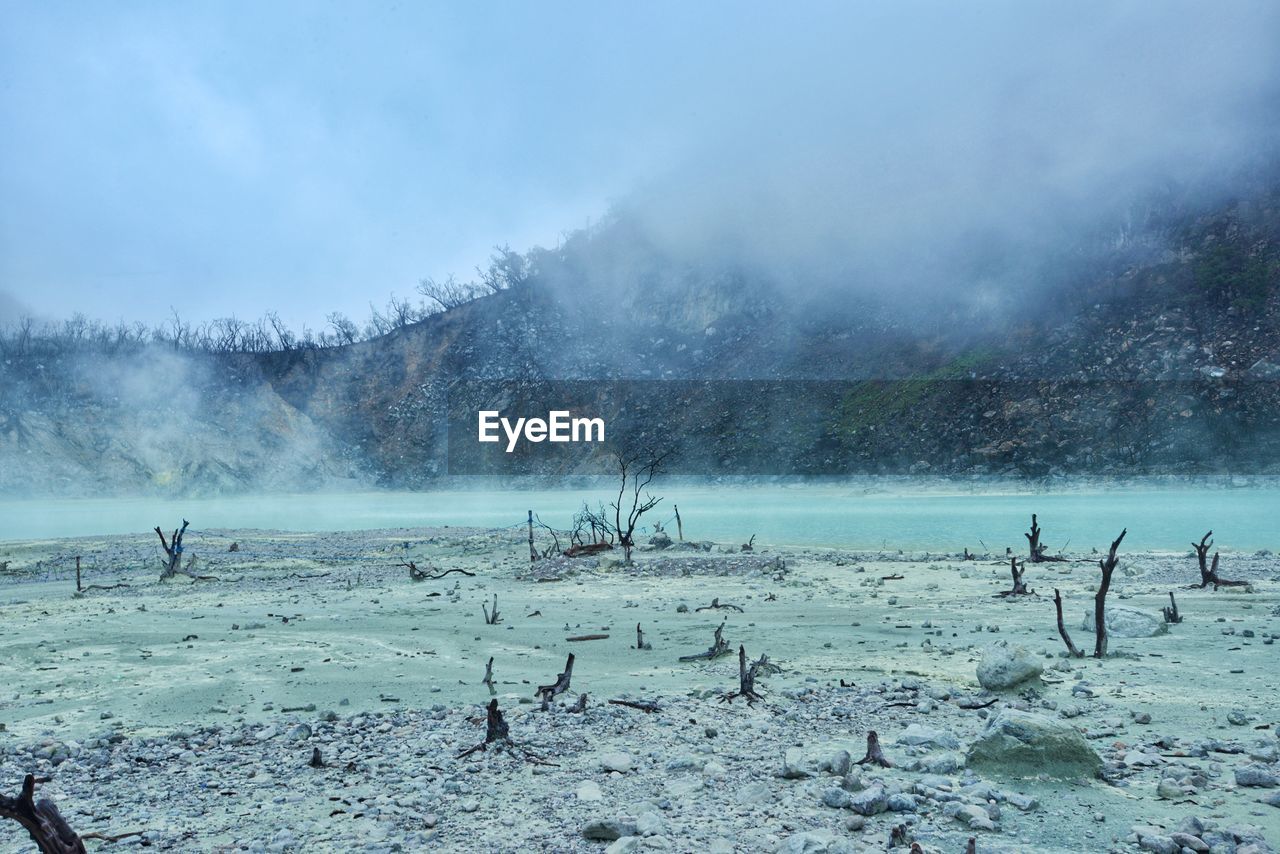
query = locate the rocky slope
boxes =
[2,177,1278,494]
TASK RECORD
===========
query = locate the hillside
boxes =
[2,179,1278,495]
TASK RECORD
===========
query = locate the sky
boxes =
[1,1,1278,331]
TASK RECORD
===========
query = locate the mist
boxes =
[3,2,1279,331]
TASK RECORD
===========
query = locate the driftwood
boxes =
[634,623,651,650]
[535,654,575,710]
[1094,529,1127,658]
[482,594,502,625]
[1053,588,1085,657]
[566,634,609,642]
[400,562,475,581]
[1026,513,1069,562]
[569,693,589,713]
[1162,591,1183,624]
[0,774,86,854]
[695,597,743,613]
[679,621,731,661]
[995,556,1033,597]
[741,534,755,553]
[719,645,776,704]
[457,699,555,765]
[855,730,892,767]
[608,698,661,713]
[1191,533,1248,590]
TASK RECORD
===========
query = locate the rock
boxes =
[1134,832,1178,854]
[847,784,888,816]
[702,760,727,779]
[944,802,996,830]
[635,812,665,836]
[1234,765,1279,787]
[1080,606,1168,638]
[605,837,641,854]
[583,819,639,841]
[976,643,1043,690]
[779,830,854,853]
[967,708,1102,778]
[650,532,673,549]
[284,723,311,742]
[738,781,774,804]
[576,781,603,801]
[820,787,851,809]
[818,749,851,776]
[1156,779,1183,799]
[600,752,633,773]
[781,747,812,779]
[1169,833,1209,853]
[895,724,961,750]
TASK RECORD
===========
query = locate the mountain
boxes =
[2,176,1278,495]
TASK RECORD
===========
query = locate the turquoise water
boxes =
[1,480,1276,552]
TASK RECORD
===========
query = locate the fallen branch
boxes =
[0,774,86,854]
[608,698,661,713]
[695,597,743,613]
[401,562,475,581]
[566,634,609,642]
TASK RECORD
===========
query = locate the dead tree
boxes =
[695,597,744,613]
[996,557,1033,597]
[74,557,81,592]
[482,657,495,694]
[1191,533,1248,589]
[0,774,86,854]
[634,623,651,650]
[482,594,502,625]
[569,502,614,550]
[720,645,771,704]
[457,699,555,765]
[741,534,755,553]
[678,621,731,661]
[1053,588,1085,658]
[155,519,189,579]
[1094,529,1127,658]
[535,653,574,710]
[1162,591,1182,624]
[674,504,683,541]
[1026,514,1069,563]
[853,730,892,767]
[609,449,667,563]
[527,510,537,563]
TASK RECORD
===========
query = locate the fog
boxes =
[2,2,1278,329]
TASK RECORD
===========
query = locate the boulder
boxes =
[1081,606,1168,638]
[966,708,1102,778]
[976,643,1043,690]
[895,724,961,750]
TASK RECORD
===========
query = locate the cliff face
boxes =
[2,182,1278,495]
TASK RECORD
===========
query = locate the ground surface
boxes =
[0,526,1277,853]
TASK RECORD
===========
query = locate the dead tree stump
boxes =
[855,730,892,768]
[1192,534,1248,590]
[679,621,730,661]
[1094,529,1127,658]
[535,654,575,710]
[482,594,502,625]
[1162,591,1182,624]
[996,556,1033,597]
[0,774,86,854]
[1026,513,1068,562]
[720,645,770,704]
